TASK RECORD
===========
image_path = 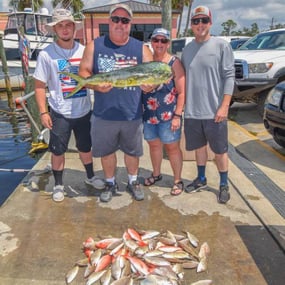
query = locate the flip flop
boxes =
[170,181,184,196]
[144,174,162,186]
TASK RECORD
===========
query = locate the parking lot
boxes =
[229,102,285,156]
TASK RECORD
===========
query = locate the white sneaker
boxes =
[85,176,105,190]
[52,185,65,202]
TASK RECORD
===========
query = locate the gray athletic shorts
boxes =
[91,115,143,157]
[184,118,228,154]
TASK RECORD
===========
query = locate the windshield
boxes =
[5,13,52,36]
[239,30,285,50]
[171,39,186,54]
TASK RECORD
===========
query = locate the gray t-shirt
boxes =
[181,37,235,119]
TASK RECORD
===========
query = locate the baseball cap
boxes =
[191,5,212,20]
[151,28,170,40]
[109,4,133,18]
[45,9,83,33]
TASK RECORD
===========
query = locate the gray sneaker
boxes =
[185,177,207,193]
[100,182,118,202]
[127,180,144,201]
[52,185,65,202]
[218,185,230,204]
[85,176,105,190]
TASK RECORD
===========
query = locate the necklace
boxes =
[53,42,75,71]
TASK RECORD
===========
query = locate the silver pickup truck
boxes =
[233,28,285,115]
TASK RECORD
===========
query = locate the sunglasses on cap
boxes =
[191,17,211,25]
[110,16,131,24]
[151,38,169,44]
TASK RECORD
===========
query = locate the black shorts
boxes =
[184,118,228,154]
[49,109,92,156]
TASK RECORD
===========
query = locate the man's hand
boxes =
[40,113,53,130]
[215,105,229,123]
[87,83,113,93]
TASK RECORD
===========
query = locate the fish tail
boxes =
[59,71,86,98]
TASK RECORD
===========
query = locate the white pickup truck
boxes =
[233,28,285,115]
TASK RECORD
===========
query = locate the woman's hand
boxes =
[141,84,158,94]
[171,116,181,132]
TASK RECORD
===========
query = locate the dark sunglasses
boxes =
[151,38,169,44]
[191,17,211,25]
[110,16,131,24]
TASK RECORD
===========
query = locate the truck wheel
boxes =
[257,91,267,117]
[273,132,285,148]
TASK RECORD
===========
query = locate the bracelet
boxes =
[173,113,182,118]
[40,111,49,116]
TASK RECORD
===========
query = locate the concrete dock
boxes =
[0,120,284,285]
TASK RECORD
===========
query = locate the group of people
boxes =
[33,4,235,205]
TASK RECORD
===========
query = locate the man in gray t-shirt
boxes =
[181,5,235,204]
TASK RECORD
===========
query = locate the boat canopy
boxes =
[5,11,53,37]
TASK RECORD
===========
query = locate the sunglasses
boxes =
[110,16,131,24]
[151,38,169,44]
[191,17,211,25]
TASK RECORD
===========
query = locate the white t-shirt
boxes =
[33,41,91,118]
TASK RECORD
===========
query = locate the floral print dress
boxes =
[142,56,178,125]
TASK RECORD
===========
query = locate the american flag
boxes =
[19,35,30,75]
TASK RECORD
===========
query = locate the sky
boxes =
[1,0,284,36]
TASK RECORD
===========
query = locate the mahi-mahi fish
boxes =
[60,61,173,98]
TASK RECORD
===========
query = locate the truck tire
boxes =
[257,91,268,117]
[273,132,285,148]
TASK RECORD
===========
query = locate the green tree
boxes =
[9,0,44,12]
[150,0,193,38]
[183,0,194,37]
[223,22,259,37]
[272,23,285,29]
[221,19,237,36]
[249,23,259,36]
[52,0,84,15]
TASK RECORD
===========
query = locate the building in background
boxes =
[82,1,179,44]
[0,1,180,45]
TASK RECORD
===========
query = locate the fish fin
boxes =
[59,71,85,98]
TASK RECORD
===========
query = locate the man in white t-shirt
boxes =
[33,9,104,202]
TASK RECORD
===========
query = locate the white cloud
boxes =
[190,0,285,34]
[2,0,284,35]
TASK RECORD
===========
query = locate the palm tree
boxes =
[8,0,44,12]
[183,0,194,37]
[150,0,193,38]
[52,0,84,14]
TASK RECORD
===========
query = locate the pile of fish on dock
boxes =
[65,228,212,285]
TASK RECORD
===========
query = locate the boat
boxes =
[0,60,37,91]
[2,7,53,61]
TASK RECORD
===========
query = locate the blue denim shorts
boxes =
[143,120,181,144]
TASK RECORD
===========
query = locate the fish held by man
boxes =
[60,61,173,98]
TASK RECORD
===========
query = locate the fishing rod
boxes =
[0,165,51,174]
[0,168,31,172]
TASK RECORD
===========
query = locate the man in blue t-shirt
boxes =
[79,4,153,203]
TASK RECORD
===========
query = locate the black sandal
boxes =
[144,174,162,186]
[170,181,184,196]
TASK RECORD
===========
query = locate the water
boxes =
[0,93,40,205]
